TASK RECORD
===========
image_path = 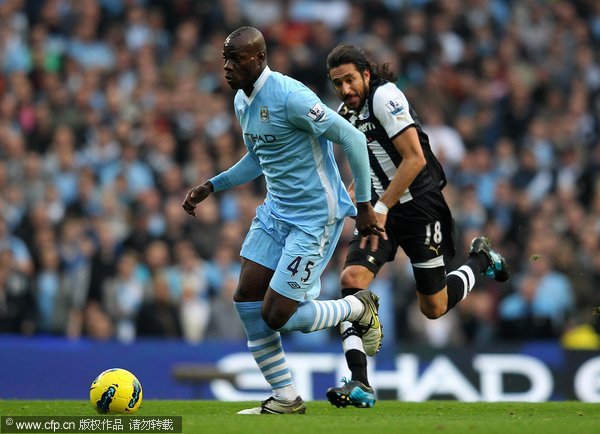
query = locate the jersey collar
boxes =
[243,66,272,105]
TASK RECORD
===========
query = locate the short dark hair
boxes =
[326,44,372,76]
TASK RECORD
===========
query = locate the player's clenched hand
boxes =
[355,202,387,251]
[364,211,388,252]
[182,182,213,217]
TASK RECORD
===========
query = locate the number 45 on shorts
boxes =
[287,256,314,283]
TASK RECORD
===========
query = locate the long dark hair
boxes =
[326,43,396,81]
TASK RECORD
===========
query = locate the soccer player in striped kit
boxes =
[325,44,510,408]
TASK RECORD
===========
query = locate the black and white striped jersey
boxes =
[339,78,446,210]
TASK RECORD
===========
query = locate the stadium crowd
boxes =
[0,0,599,349]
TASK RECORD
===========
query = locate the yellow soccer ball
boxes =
[89,368,143,414]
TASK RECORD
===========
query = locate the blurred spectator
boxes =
[83,301,114,341]
[58,217,93,321]
[102,250,147,343]
[33,244,66,334]
[43,125,81,206]
[167,240,211,343]
[66,166,103,217]
[100,143,155,196]
[122,197,159,253]
[0,250,34,334]
[205,242,241,291]
[0,215,33,275]
[205,273,245,341]
[407,299,465,348]
[87,219,121,304]
[421,104,466,171]
[21,152,47,206]
[498,254,574,340]
[67,13,115,70]
[142,239,171,278]
[136,272,182,339]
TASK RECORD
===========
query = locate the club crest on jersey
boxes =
[386,98,405,116]
[260,106,270,122]
[307,103,326,122]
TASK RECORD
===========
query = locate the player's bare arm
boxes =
[182,181,213,217]
[378,126,426,209]
[360,127,424,251]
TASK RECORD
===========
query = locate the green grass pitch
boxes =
[1,400,599,434]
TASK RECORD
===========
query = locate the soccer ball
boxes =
[89,368,143,414]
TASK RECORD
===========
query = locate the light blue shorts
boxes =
[240,204,344,301]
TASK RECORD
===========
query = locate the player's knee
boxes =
[421,306,445,320]
[418,297,447,320]
[341,266,372,289]
[261,307,289,330]
[233,285,262,302]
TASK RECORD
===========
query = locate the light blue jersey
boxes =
[212,67,356,226]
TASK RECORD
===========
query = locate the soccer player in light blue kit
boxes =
[182,27,385,414]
